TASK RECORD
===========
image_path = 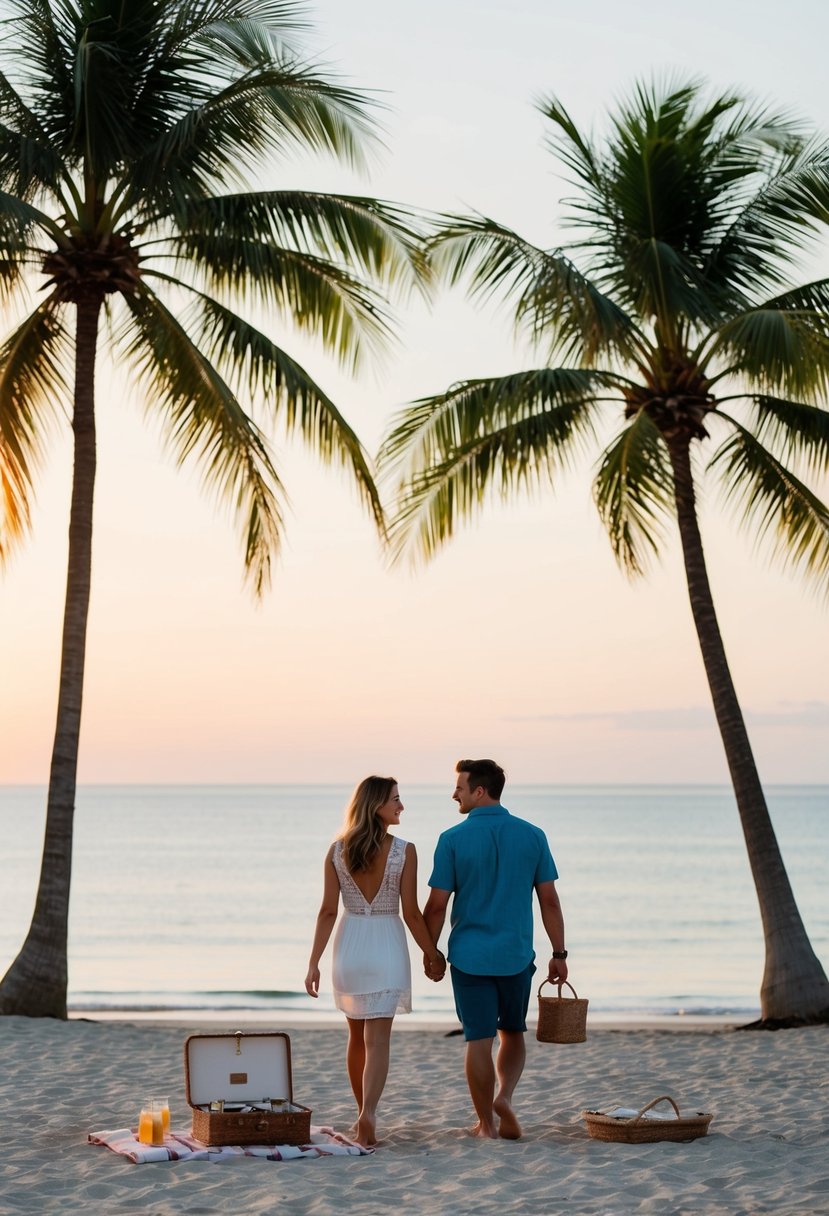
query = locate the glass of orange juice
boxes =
[138,1098,165,1145]
[153,1095,171,1138]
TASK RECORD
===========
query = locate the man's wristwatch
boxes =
[552,949,568,959]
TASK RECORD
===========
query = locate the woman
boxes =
[305,776,445,1146]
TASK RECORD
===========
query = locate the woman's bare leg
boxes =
[356,1017,393,1146]
[345,1017,366,1117]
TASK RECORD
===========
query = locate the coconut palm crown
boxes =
[381,80,829,1023]
[0,0,421,1016]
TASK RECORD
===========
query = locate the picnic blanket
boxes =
[89,1125,373,1163]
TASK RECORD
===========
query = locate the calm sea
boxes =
[1,784,826,1024]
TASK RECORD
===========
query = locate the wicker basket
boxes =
[536,979,588,1043]
[184,1031,312,1147]
[582,1095,713,1143]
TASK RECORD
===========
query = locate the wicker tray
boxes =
[582,1095,713,1143]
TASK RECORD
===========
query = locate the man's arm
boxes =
[422,888,451,980]
[536,880,568,984]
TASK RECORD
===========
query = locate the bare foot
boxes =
[494,1096,522,1140]
[355,1115,377,1147]
[466,1119,498,1139]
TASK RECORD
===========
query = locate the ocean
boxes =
[1,784,826,1024]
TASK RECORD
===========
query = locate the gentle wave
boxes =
[66,989,762,1021]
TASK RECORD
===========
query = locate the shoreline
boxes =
[69,1009,750,1033]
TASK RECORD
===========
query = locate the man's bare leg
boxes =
[464,1037,499,1138]
[493,1029,525,1139]
[356,1016,393,1146]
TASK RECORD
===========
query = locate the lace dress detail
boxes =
[331,836,412,1018]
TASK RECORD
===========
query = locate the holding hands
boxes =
[424,950,446,982]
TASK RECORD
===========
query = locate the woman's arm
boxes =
[400,843,445,976]
[305,845,340,997]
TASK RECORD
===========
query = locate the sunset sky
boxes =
[1,0,827,786]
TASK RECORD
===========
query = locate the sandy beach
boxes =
[1,1015,827,1215]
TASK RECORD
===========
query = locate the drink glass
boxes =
[138,1098,165,1146]
[153,1095,171,1137]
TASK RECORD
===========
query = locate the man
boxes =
[423,759,567,1140]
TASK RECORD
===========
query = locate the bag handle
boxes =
[537,979,580,1000]
[631,1095,681,1123]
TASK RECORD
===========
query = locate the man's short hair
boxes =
[456,758,506,800]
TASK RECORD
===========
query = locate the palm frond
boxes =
[426,213,544,299]
[125,67,379,212]
[161,232,393,369]
[2,0,76,150]
[426,215,642,362]
[158,191,424,294]
[176,284,383,532]
[710,305,829,397]
[701,148,829,299]
[709,414,829,592]
[744,394,829,476]
[159,0,310,61]
[537,93,600,188]
[382,366,615,474]
[593,410,674,577]
[0,190,60,305]
[517,249,644,363]
[382,368,611,563]
[0,189,65,247]
[0,296,68,563]
[181,5,306,65]
[117,284,287,594]
[757,154,829,227]
[0,73,67,198]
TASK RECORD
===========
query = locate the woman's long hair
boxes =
[339,776,396,873]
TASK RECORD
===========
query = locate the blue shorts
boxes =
[450,962,536,1041]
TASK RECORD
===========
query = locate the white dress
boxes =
[331,835,412,1018]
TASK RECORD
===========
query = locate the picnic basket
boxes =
[582,1095,713,1143]
[536,979,588,1043]
[184,1030,312,1147]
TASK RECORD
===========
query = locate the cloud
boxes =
[506,702,829,730]
[745,701,829,728]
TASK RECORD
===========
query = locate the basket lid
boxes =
[184,1031,295,1106]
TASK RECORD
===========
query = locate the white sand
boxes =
[2,1014,828,1215]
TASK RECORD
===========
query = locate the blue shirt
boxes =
[428,805,558,975]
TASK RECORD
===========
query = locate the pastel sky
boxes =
[1,0,827,785]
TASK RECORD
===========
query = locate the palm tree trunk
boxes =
[0,296,102,1018]
[667,435,829,1023]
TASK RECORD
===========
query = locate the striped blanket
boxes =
[89,1125,373,1163]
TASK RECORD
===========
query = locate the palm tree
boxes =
[0,0,421,1018]
[381,79,829,1024]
